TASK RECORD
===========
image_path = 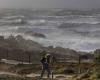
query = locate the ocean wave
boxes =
[0,19,27,26]
[0,14,100,51]
[0,31,100,52]
[0,15,27,26]
[66,17,100,24]
[28,19,47,26]
[3,15,25,20]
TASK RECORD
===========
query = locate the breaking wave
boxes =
[0,11,100,51]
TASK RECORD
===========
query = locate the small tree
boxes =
[94,49,100,78]
[94,49,100,63]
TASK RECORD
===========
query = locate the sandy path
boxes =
[26,73,72,80]
[0,71,73,80]
[0,71,20,76]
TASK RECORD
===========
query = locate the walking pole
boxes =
[51,56,55,79]
[51,63,54,79]
[51,55,57,79]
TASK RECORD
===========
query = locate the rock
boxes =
[25,31,46,38]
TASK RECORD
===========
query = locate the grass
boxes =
[0,75,32,80]
[0,62,100,80]
[0,74,57,80]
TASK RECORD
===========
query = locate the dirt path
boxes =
[0,71,20,77]
[26,73,72,80]
[0,71,73,80]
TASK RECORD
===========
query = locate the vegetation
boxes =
[0,35,99,80]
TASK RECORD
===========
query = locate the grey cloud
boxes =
[0,0,100,9]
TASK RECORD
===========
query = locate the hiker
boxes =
[40,52,51,78]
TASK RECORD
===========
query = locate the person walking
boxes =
[40,53,51,79]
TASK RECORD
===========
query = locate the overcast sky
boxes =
[0,0,100,9]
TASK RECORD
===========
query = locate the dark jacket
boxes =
[41,56,50,64]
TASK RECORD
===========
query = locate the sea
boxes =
[0,9,100,52]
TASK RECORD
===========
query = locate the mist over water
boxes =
[0,9,100,52]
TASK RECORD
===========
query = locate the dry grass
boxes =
[0,62,99,80]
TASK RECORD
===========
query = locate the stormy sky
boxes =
[0,0,100,9]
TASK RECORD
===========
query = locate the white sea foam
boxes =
[66,17,100,24]
[0,14,100,51]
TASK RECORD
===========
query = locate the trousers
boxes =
[41,63,51,78]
